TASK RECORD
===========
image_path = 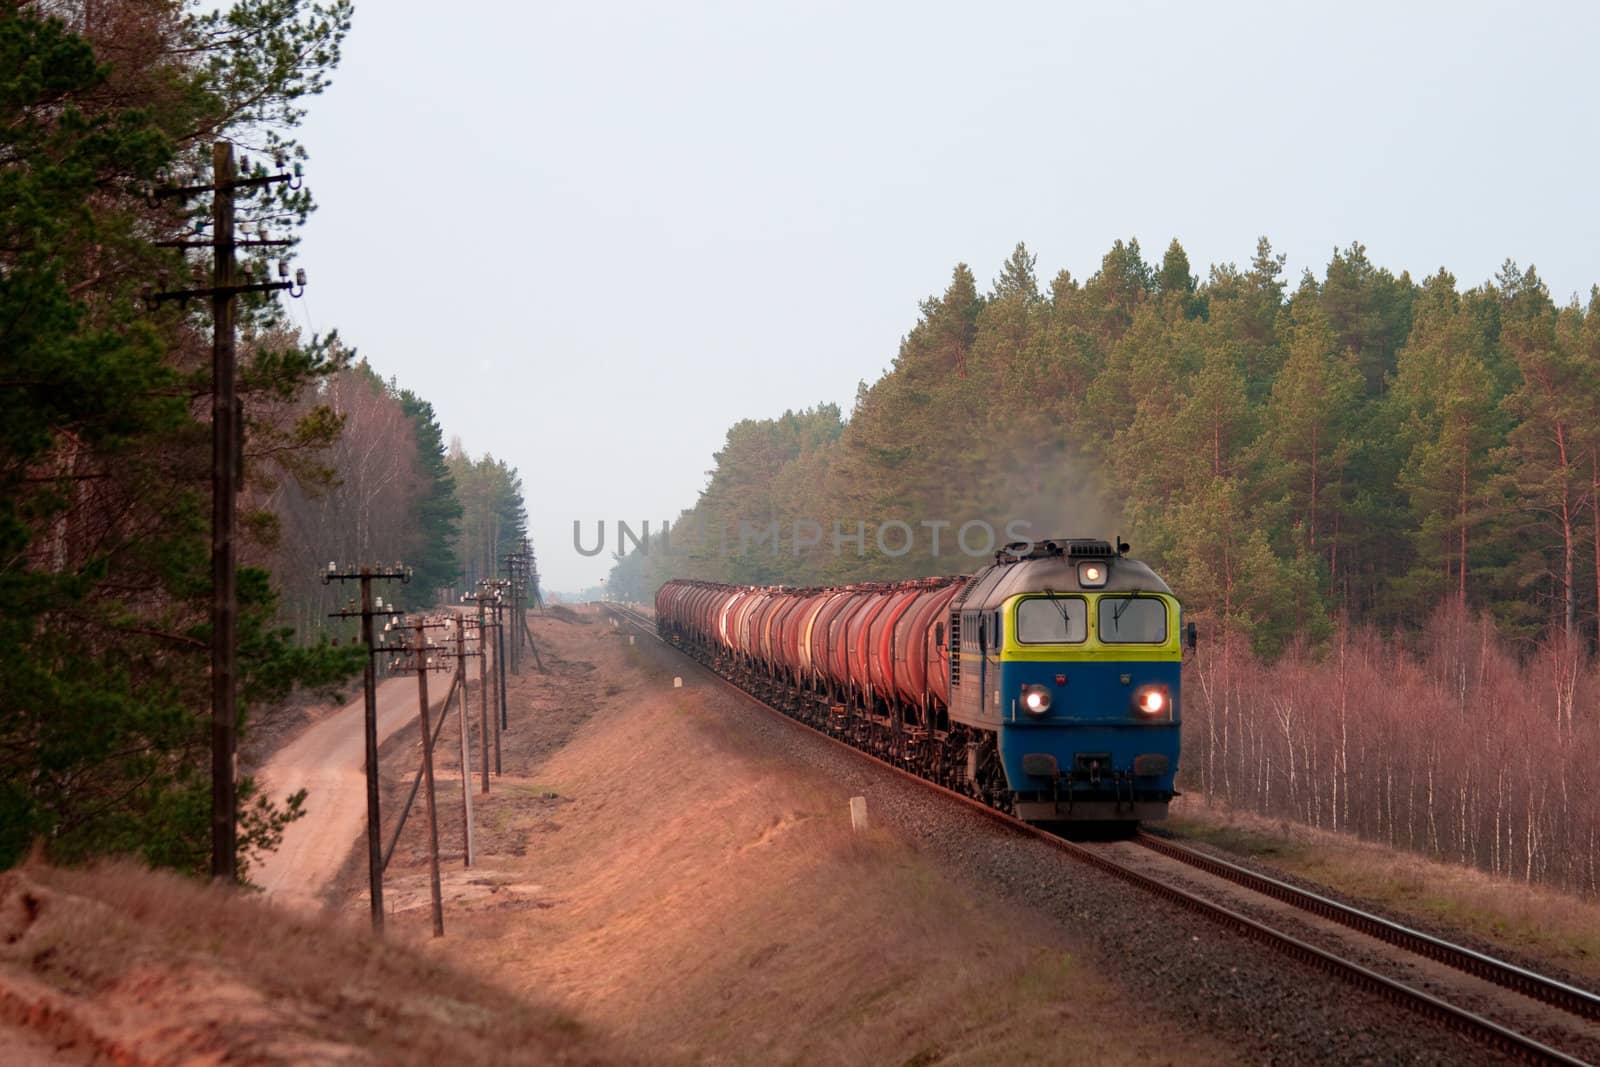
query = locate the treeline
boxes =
[260,360,530,644]
[609,237,1600,893]
[450,441,529,593]
[615,238,1600,652]
[0,5,531,874]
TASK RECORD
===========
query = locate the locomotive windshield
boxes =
[1097,596,1167,643]
[1016,596,1087,643]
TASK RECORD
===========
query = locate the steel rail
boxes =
[607,604,1589,1066]
[1133,831,1600,1023]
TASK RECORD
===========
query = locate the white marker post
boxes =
[850,796,868,832]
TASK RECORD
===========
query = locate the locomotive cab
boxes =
[948,538,1182,822]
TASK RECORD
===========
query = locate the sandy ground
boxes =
[252,673,447,907]
[348,607,1231,1065]
[0,860,618,1065]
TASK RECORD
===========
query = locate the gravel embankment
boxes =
[1143,823,1600,998]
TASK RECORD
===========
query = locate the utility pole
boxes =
[449,616,481,866]
[377,658,458,873]
[502,541,544,672]
[325,562,410,931]
[489,581,511,735]
[478,612,492,789]
[526,540,545,611]
[523,591,545,672]
[511,558,521,676]
[208,143,237,884]
[464,588,499,780]
[386,615,449,937]
[148,143,306,883]
[500,548,522,675]
[413,616,445,937]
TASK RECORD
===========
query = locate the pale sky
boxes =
[292,1,1600,593]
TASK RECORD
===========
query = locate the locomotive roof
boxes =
[660,538,1173,607]
[958,553,1172,611]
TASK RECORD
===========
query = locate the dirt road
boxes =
[252,674,446,908]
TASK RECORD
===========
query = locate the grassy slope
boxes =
[0,859,619,1065]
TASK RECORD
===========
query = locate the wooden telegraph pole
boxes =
[413,617,445,936]
[464,585,502,777]
[478,610,492,792]
[208,142,237,881]
[525,539,545,611]
[503,541,544,672]
[503,553,519,676]
[148,144,306,883]
[325,563,410,930]
[490,582,510,735]
[383,615,450,937]
[450,616,480,865]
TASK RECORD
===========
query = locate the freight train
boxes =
[655,537,1192,823]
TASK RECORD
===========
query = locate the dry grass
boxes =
[0,859,621,1065]
[1169,799,1600,983]
[367,611,1230,1066]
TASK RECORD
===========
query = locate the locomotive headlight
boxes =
[1077,561,1107,587]
[1133,686,1168,716]
[1021,684,1052,717]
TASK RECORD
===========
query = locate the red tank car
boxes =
[887,579,962,710]
[655,576,969,762]
[867,584,924,701]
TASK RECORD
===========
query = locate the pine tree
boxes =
[397,390,462,604]
[1079,238,1152,344]
[449,448,529,590]
[1389,273,1504,611]
[0,4,356,871]
[1156,238,1204,320]
[1321,242,1415,396]
[1203,237,1287,395]
[1256,292,1363,584]
[1497,264,1584,639]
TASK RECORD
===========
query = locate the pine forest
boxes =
[0,4,529,873]
[610,238,1600,896]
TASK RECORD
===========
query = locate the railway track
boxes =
[1130,830,1600,1024]
[606,602,1597,1066]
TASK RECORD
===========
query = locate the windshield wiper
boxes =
[1111,586,1144,628]
[1041,586,1075,637]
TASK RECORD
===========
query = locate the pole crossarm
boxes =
[149,166,301,201]
[325,565,411,583]
[154,237,294,249]
[146,277,304,305]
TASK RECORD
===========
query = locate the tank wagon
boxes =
[655,538,1193,823]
